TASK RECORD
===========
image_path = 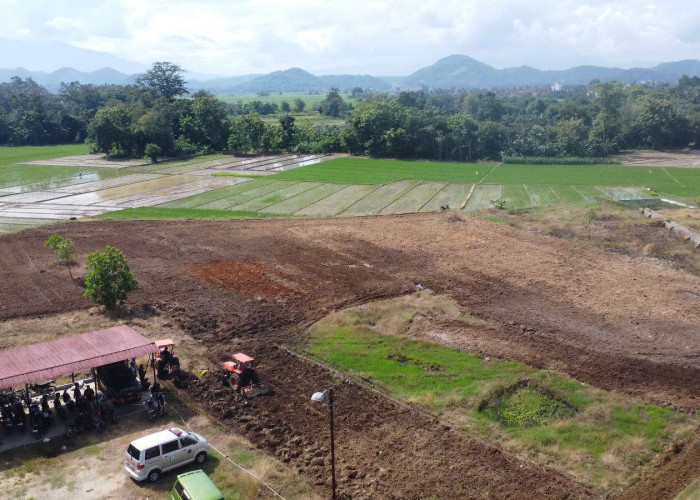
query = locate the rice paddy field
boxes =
[1,146,699,231]
[159,157,700,217]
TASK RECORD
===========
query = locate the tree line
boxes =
[1,61,698,161]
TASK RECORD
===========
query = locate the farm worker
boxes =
[73,382,81,398]
[129,358,137,377]
[138,364,147,383]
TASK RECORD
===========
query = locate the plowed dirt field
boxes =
[1,212,699,498]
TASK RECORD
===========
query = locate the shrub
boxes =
[144,143,162,163]
[44,234,77,279]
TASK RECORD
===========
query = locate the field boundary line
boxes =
[476,162,502,185]
[264,182,344,214]
[378,180,424,214]
[334,184,383,215]
[549,186,564,203]
[220,181,299,210]
[287,183,351,215]
[229,181,322,212]
[416,182,449,212]
[662,168,685,187]
[460,184,477,209]
[168,404,287,500]
[329,184,373,216]
[571,185,591,201]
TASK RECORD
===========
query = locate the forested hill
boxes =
[405,55,700,89]
[3,55,700,93]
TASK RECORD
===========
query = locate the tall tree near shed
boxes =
[84,246,138,310]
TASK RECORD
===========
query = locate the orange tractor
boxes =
[221,353,272,398]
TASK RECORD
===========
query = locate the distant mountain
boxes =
[0,39,144,74]
[226,68,391,93]
[404,55,700,89]
[0,66,134,91]
[2,53,699,95]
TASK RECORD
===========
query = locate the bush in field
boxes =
[490,198,507,210]
[44,234,77,279]
[144,143,162,163]
[293,98,306,113]
[84,246,138,309]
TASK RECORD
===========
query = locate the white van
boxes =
[125,427,210,482]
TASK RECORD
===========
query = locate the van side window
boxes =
[175,481,192,500]
[145,446,160,460]
[180,435,197,447]
[162,440,179,454]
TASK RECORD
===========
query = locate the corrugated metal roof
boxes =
[0,325,157,389]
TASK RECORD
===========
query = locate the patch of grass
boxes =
[307,296,699,494]
[502,156,619,165]
[0,144,89,167]
[95,207,290,220]
[211,172,265,178]
[273,157,493,184]
[676,477,700,500]
[480,382,576,427]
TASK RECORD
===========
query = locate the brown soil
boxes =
[615,149,700,168]
[2,212,699,497]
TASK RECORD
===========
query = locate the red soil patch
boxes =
[190,259,300,299]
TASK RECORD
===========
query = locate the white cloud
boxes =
[0,0,698,75]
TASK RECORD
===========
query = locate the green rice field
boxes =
[2,148,699,232]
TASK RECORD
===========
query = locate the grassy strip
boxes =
[212,172,266,178]
[0,144,90,167]
[273,157,489,184]
[503,156,619,165]
[95,207,290,220]
[306,294,698,493]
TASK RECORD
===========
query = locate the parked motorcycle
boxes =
[29,379,57,396]
[12,401,26,432]
[29,402,53,439]
[65,409,104,437]
[1,404,13,432]
[145,393,167,420]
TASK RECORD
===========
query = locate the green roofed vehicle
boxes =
[171,470,224,500]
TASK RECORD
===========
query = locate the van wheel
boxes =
[147,469,161,482]
[195,452,207,464]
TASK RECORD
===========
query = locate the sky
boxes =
[0,0,699,75]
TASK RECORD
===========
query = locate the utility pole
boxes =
[328,388,336,500]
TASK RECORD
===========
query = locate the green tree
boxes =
[227,113,266,153]
[280,101,291,113]
[555,118,588,156]
[136,61,188,101]
[447,113,478,161]
[293,98,306,113]
[477,121,503,160]
[180,91,229,150]
[84,246,138,309]
[87,104,137,157]
[279,114,296,150]
[44,234,77,279]
[589,82,624,151]
[319,88,348,117]
[144,143,161,162]
[634,96,689,149]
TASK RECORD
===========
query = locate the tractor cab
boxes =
[222,353,255,376]
[153,339,180,378]
[221,353,272,398]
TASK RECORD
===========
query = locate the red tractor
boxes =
[221,353,272,398]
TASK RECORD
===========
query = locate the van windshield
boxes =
[127,444,140,460]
